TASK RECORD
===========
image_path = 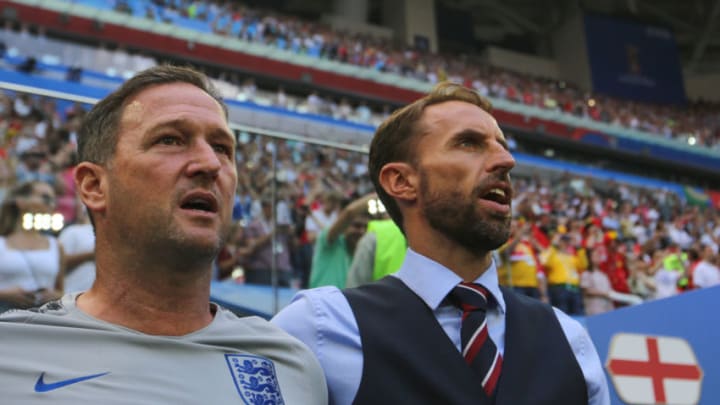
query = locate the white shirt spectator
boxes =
[355,103,371,123]
[646,207,660,223]
[276,200,292,226]
[305,208,337,236]
[602,215,620,231]
[275,89,288,108]
[353,162,368,177]
[700,233,718,254]
[693,261,720,288]
[633,224,648,245]
[653,268,680,300]
[306,92,322,114]
[58,223,96,293]
[668,224,693,249]
[13,97,31,117]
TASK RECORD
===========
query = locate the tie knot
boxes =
[449,283,492,312]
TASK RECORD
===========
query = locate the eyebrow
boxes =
[451,128,509,151]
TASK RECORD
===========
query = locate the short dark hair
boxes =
[367,82,493,233]
[77,64,227,165]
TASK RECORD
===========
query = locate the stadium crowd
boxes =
[3,1,719,148]
[0,83,718,315]
[94,0,720,147]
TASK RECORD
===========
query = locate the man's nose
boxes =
[489,143,516,173]
[186,140,221,178]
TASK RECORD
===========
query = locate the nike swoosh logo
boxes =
[34,371,110,393]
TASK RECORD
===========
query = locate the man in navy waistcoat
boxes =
[274,82,609,405]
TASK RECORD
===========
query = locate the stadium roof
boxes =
[281,0,720,75]
[439,0,720,75]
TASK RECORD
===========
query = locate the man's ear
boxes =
[378,162,418,203]
[75,162,107,218]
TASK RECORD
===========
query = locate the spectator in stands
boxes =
[53,148,81,225]
[66,64,83,82]
[0,65,327,403]
[541,233,587,315]
[497,217,548,301]
[0,181,64,311]
[113,0,132,15]
[0,150,11,203]
[345,216,406,288]
[305,91,322,114]
[274,82,608,404]
[308,193,373,289]
[580,249,614,315]
[57,206,95,293]
[649,248,683,300]
[215,220,252,281]
[668,216,693,250]
[598,233,632,303]
[691,244,720,288]
[304,190,342,244]
[15,146,58,187]
[243,195,294,286]
[627,251,655,300]
[16,56,36,74]
[274,86,288,108]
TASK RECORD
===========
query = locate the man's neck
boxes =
[77,245,215,336]
[406,225,492,282]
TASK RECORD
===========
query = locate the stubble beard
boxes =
[114,205,228,271]
[420,176,511,256]
[106,169,231,272]
[160,218,229,265]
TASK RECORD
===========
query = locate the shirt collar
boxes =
[394,248,506,314]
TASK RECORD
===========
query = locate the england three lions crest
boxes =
[226,354,285,405]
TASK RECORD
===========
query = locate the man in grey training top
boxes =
[0,65,327,404]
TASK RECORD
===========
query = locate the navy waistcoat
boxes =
[343,276,588,405]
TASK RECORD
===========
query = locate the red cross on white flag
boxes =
[606,333,703,405]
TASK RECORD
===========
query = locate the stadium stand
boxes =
[27,0,719,149]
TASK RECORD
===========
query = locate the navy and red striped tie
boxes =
[450,282,503,399]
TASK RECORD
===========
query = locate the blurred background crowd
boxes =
[0,0,719,316]
[122,0,720,147]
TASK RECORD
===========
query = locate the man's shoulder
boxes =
[213,307,324,360]
[272,286,353,335]
[276,286,349,316]
[501,287,585,332]
[214,306,308,340]
[0,297,113,335]
[275,279,405,327]
[1,298,71,323]
[501,286,550,310]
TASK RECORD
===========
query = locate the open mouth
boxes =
[180,193,218,214]
[480,186,511,205]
